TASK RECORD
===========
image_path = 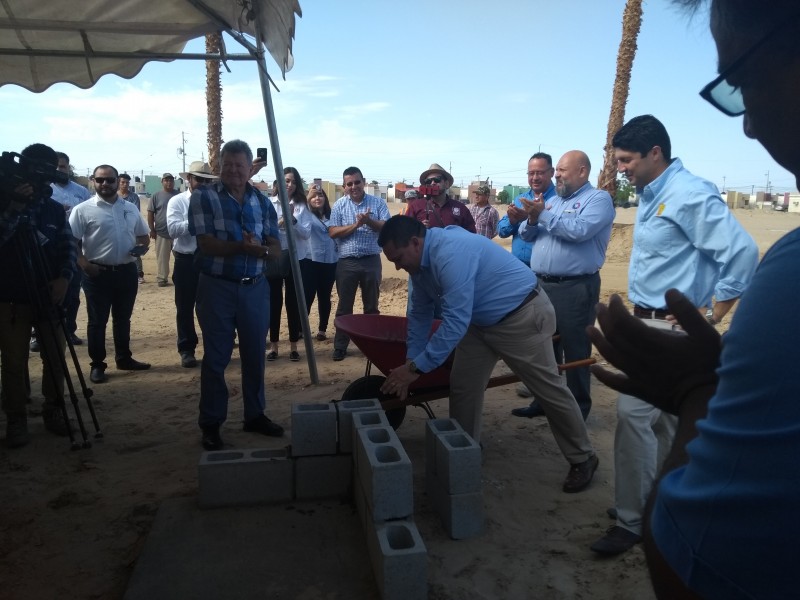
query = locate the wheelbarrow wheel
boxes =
[341,375,407,430]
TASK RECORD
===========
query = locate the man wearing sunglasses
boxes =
[589,1,799,594]
[589,115,757,557]
[328,166,391,361]
[69,165,151,384]
[405,163,476,233]
[166,161,218,369]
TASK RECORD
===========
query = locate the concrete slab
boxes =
[124,496,378,600]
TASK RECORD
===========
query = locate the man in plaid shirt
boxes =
[469,184,499,239]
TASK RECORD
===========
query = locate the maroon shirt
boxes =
[405,197,476,233]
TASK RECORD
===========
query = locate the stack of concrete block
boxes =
[198,448,294,508]
[425,418,484,539]
[352,410,427,600]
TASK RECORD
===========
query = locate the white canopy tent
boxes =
[0,0,320,382]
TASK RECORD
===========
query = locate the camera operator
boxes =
[0,143,77,448]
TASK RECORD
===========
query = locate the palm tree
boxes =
[598,0,644,198]
[206,32,223,174]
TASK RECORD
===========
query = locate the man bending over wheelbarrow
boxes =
[378,215,599,493]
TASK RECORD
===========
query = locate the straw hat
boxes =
[179,161,218,180]
[419,163,454,187]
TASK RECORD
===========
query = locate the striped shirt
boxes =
[329,193,391,258]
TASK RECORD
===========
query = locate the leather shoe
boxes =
[201,426,223,451]
[563,454,599,493]
[511,402,545,418]
[90,367,107,383]
[332,349,346,361]
[590,526,642,555]
[243,414,284,437]
[69,334,83,345]
[116,358,151,371]
[180,351,198,368]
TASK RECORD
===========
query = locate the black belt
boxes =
[537,271,597,284]
[173,251,195,258]
[89,261,135,272]
[501,286,539,322]
[633,305,669,320]
[204,273,263,286]
[341,254,379,260]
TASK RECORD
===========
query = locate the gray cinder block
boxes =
[295,454,353,500]
[424,418,465,496]
[198,448,293,508]
[429,476,484,540]
[352,410,390,472]
[336,398,383,454]
[291,402,337,457]
[367,519,428,600]
[356,427,413,522]
[434,432,481,495]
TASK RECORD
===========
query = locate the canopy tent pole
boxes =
[253,10,318,385]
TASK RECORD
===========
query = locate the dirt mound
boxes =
[605,222,634,263]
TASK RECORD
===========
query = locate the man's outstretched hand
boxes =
[588,289,722,415]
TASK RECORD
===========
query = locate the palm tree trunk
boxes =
[206,32,223,174]
[598,0,644,198]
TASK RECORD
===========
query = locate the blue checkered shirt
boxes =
[188,181,279,279]
[329,193,391,258]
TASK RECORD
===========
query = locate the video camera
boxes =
[0,151,68,202]
[418,183,441,198]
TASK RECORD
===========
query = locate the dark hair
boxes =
[343,166,363,180]
[310,189,331,219]
[377,215,426,248]
[21,143,58,167]
[119,173,132,181]
[612,114,672,161]
[283,166,307,204]
[529,152,553,167]
[92,164,119,178]
[55,151,70,164]
[221,139,253,164]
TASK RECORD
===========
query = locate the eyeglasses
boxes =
[423,177,443,184]
[527,170,551,177]
[344,179,363,187]
[193,176,211,183]
[93,177,117,184]
[699,21,786,116]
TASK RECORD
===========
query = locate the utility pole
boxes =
[722,176,726,193]
[765,170,770,195]
[177,131,187,173]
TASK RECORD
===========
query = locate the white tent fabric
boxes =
[0,0,301,92]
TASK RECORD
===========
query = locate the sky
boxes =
[1,0,796,195]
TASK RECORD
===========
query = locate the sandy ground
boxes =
[0,204,794,599]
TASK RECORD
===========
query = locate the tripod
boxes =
[14,215,102,449]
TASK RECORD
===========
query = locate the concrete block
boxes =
[352,410,390,472]
[366,519,428,600]
[290,402,338,457]
[198,448,293,508]
[356,427,413,521]
[434,432,481,495]
[430,476,484,540]
[424,418,464,496]
[336,398,383,454]
[295,454,353,500]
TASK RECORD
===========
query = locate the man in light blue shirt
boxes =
[515,150,615,420]
[378,216,599,493]
[329,166,391,361]
[589,115,758,556]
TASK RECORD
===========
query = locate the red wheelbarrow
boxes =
[334,314,595,429]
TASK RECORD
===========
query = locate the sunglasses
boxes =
[423,177,443,185]
[93,177,117,184]
[345,179,363,187]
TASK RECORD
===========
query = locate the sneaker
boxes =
[590,526,642,555]
[563,454,599,493]
[243,414,284,437]
[289,350,300,362]
[332,349,346,361]
[42,405,71,437]
[138,275,145,284]
[6,414,30,448]
[201,425,223,451]
[180,351,198,368]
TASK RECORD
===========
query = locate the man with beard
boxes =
[515,150,615,421]
[69,165,150,384]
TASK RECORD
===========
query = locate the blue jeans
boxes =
[539,272,601,417]
[196,273,269,428]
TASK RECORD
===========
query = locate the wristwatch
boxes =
[705,309,718,326]
[408,361,422,374]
